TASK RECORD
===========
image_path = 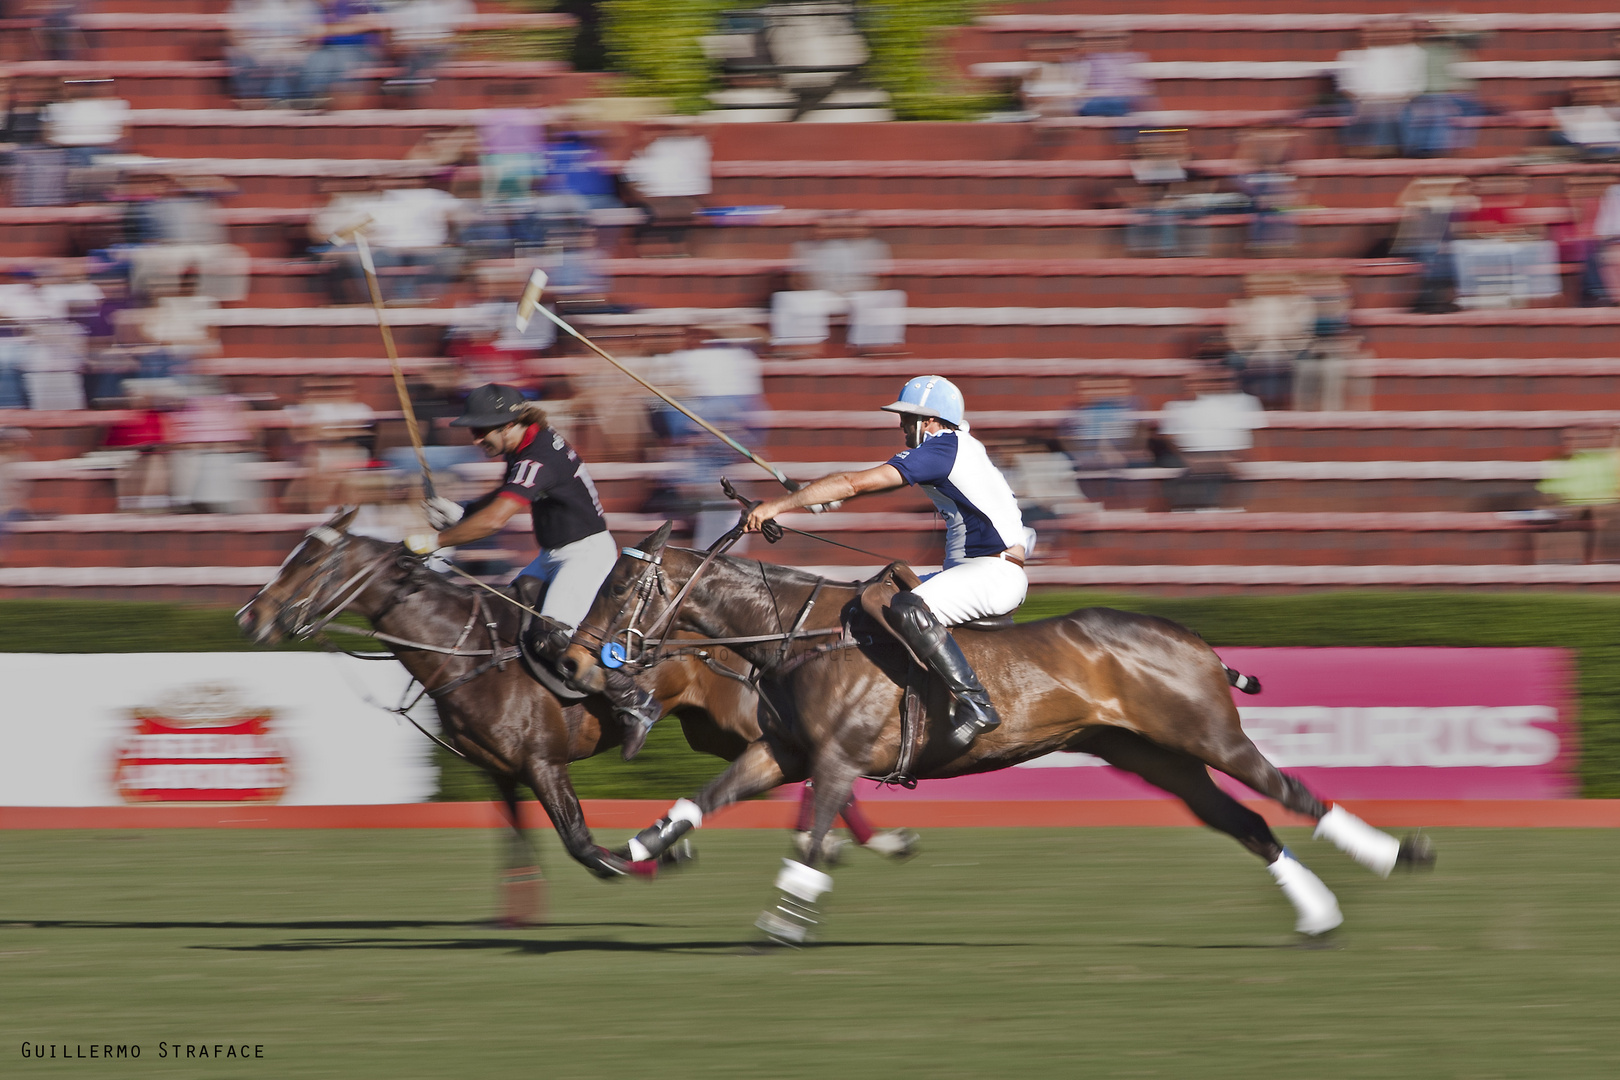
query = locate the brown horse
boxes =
[235,511,909,913]
[562,523,1434,941]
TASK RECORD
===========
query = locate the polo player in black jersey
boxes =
[405,383,662,759]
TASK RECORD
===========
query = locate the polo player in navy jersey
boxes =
[745,375,1032,749]
[405,383,662,759]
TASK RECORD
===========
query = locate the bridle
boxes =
[250,525,402,643]
[248,524,520,707]
[571,523,852,680]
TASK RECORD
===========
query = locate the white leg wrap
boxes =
[1314,805,1400,878]
[625,837,653,862]
[774,859,834,905]
[1268,852,1343,936]
[668,798,704,829]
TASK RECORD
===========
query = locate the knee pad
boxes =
[884,591,945,650]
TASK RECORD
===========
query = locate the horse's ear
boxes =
[327,506,358,533]
[636,521,673,556]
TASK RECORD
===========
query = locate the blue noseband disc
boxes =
[601,641,628,669]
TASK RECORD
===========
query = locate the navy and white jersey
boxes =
[886,429,1027,564]
[488,424,608,549]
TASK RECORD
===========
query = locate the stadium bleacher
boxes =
[2,0,1619,599]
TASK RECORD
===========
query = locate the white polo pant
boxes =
[515,529,619,629]
[912,555,1028,626]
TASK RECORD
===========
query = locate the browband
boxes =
[308,526,344,547]
[622,546,661,564]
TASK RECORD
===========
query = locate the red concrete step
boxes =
[1048,509,1549,566]
[749,407,1620,462]
[700,117,1551,162]
[1,59,599,110]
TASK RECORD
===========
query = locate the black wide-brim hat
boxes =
[450,384,531,428]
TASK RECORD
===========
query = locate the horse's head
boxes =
[561,521,683,693]
[236,508,391,646]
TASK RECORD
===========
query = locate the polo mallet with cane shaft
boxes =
[514,269,825,506]
[327,215,436,499]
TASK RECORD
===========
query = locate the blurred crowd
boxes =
[0,6,1617,550]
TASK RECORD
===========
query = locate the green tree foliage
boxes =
[858,0,1004,120]
[599,0,731,113]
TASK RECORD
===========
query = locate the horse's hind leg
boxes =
[1206,730,1429,877]
[1084,729,1342,936]
[791,786,918,863]
[493,774,545,927]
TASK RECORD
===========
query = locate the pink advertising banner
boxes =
[844,648,1577,802]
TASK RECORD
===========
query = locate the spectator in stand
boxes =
[1295,333,1365,413]
[1118,127,1231,258]
[1060,376,1142,505]
[104,384,175,512]
[1402,16,1488,157]
[42,77,127,200]
[296,0,381,110]
[166,381,264,513]
[1534,426,1620,562]
[769,210,906,355]
[1551,79,1620,162]
[225,0,322,109]
[1451,173,1559,308]
[381,0,473,103]
[1071,29,1151,119]
[311,177,467,303]
[0,426,30,534]
[125,174,250,305]
[1,76,64,207]
[1556,175,1613,306]
[1394,175,1474,313]
[1231,128,1302,255]
[1158,367,1265,512]
[1222,272,1316,409]
[1017,37,1086,119]
[1584,178,1620,306]
[622,121,711,257]
[283,377,376,512]
[1335,18,1426,158]
[659,322,767,548]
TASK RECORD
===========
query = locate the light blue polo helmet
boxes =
[879,375,966,428]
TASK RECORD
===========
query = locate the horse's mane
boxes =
[343,532,524,633]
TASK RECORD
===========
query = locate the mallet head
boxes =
[515,269,548,332]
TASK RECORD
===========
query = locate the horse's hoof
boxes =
[792,831,849,865]
[755,910,810,947]
[658,838,696,868]
[1396,831,1436,871]
[864,828,920,861]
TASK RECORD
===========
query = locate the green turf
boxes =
[3,828,1618,1079]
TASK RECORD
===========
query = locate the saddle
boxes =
[507,576,588,702]
[855,561,1015,656]
[853,562,1014,786]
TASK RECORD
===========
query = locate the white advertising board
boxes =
[0,654,435,806]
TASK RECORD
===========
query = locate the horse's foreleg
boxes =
[620,739,800,863]
[493,774,545,926]
[523,760,652,880]
[1085,729,1342,936]
[758,757,855,945]
[791,786,918,863]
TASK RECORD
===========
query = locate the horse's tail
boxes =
[1224,664,1262,695]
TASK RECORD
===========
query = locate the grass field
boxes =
[3,827,1618,1080]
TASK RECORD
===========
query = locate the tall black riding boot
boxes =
[884,592,1001,749]
[602,669,661,761]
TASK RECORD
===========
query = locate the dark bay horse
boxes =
[562,524,1434,941]
[235,511,908,914]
